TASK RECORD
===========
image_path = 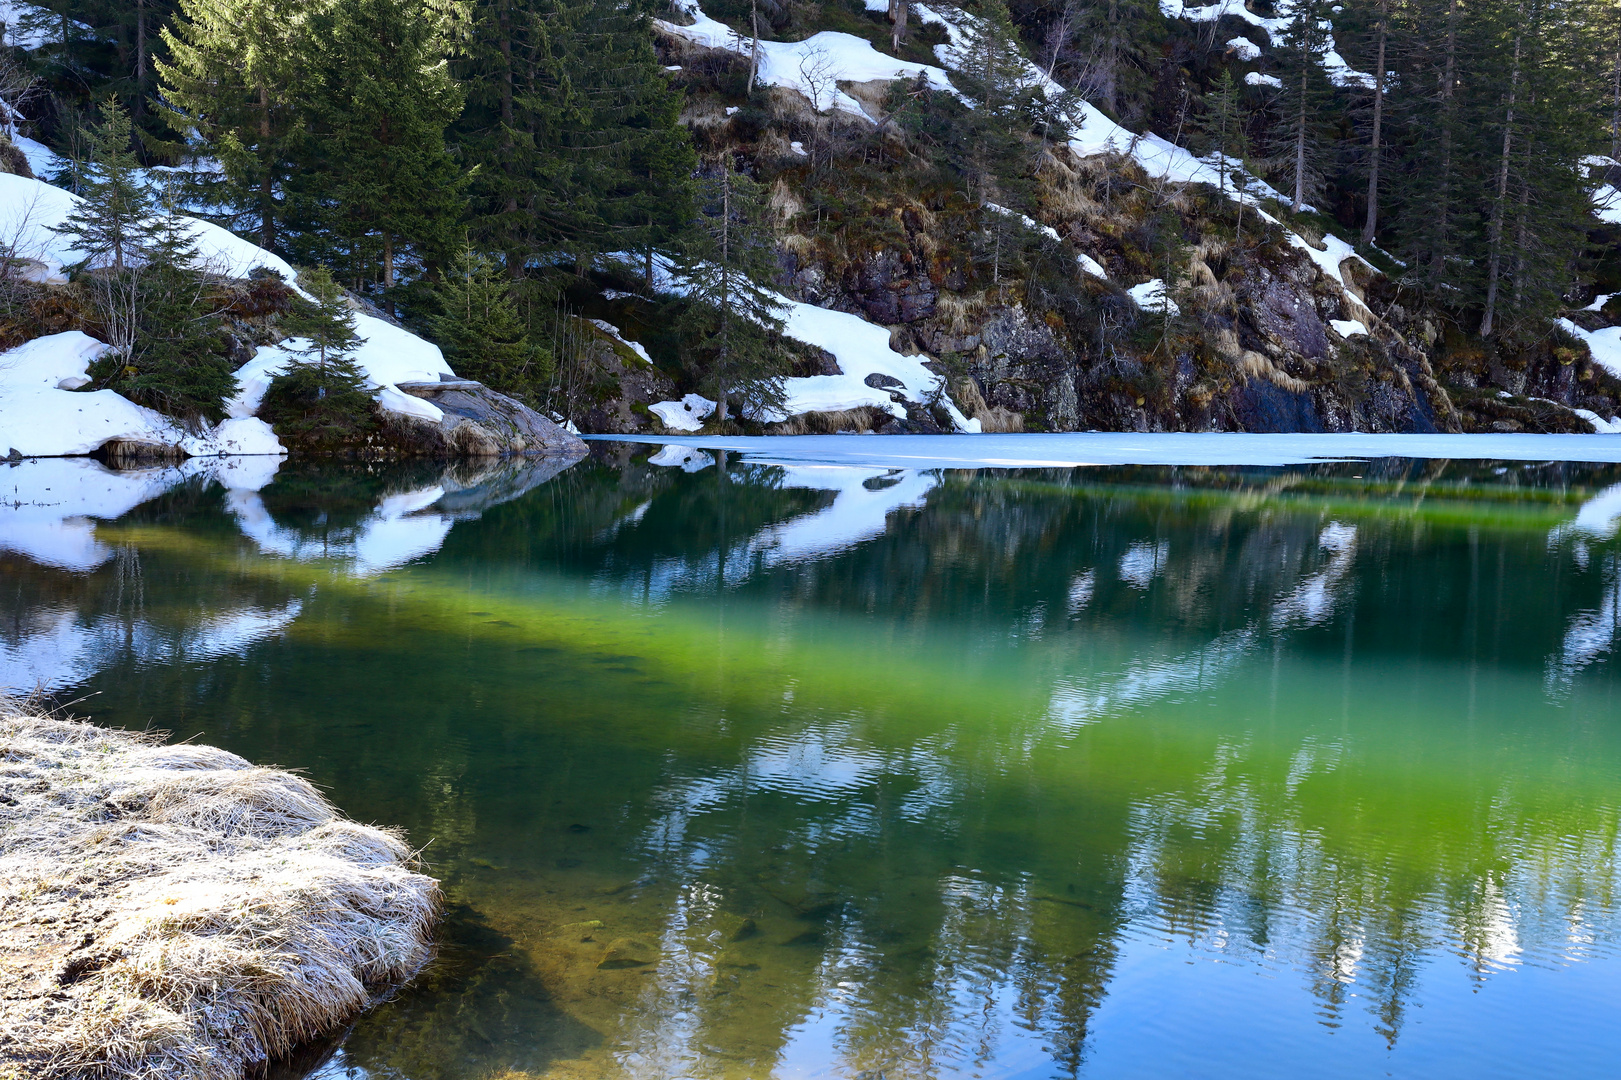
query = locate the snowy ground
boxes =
[0,146,460,457]
[602,431,1621,469]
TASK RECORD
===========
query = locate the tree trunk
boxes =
[134,0,147,117]
[1612,26,1621,162]
[748,0,760,90]
[1431,0,1458,283]
[500,5,520,279]
[717,168,731,423]
[1480,22,1524,339]
[889,0,908,55]
[258,83,275,252]
[1362,0,1386,246]
[1104,0,1119,113]
[1291,9,1311,214]
[383,233,396,316]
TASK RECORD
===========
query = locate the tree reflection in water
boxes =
[2,448,1621,1078]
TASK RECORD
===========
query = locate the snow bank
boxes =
[656,0,953,118]
[1556,318,1621,380]
[0,156,460,453]
[1573,408,1621,435]
[223,312,455,425]
[0,331,287,458]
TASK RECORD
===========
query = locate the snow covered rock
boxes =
[382,379,587,458]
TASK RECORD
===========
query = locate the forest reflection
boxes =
[3,447,1620,1078]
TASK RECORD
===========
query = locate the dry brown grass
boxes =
[0,703,439,1080]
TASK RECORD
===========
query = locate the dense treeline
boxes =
[1018,0,1617,338]
[2,0,1619,430]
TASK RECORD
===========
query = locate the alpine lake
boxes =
[6,437,1621,1080]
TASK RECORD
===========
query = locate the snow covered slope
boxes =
[0,162,463,456]
[661,0,1376,340]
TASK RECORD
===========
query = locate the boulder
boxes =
[390,379,587,458]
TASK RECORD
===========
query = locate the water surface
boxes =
[4,442,1621,1078]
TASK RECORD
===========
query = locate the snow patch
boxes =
[1330,318,1368,338]
[1127,279,1179,315]
[650,394,716,433]
[1246,72,1283,88]
[1574,409,1621,435]
[590,319,653,363]
[1557,318,1621,380]
[656,0,953,118]
[1227,36,1261,60]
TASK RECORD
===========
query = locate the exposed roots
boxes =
[0,704,440,1080]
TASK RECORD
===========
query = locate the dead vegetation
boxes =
[0,702,439,1080]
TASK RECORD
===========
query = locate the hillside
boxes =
[0,0,1619,448]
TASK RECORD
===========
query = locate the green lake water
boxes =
[5,443,1621,1078]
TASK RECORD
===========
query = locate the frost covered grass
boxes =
[0,703,439,1080]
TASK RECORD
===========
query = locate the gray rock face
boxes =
[391,379,587,458]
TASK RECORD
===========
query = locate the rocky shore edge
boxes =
[0,704,440,1080]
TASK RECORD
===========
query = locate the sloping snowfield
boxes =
[597,431,1621,469]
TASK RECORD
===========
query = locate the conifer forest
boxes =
[7,0,1621,436]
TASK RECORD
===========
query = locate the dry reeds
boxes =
[0,703,439,1080]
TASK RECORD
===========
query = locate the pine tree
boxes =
[454,0,694,282]
[52,96,153,273]
[676,159,787,424]
[948,0,1038,207]
[260,265,378,449]
[288,0,467,308]
[425,243,552,398]
[159,0,304,251]
[1272,0,1338,214]
[114,184,239,423]
[1195,67,1249,199]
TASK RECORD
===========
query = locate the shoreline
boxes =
[0,705,440,1080]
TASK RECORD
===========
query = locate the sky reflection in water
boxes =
[3,443,1621,1079]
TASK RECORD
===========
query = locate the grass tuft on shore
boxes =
[0,701,440,1079]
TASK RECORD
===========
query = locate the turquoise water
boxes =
[4,446,1621,1078]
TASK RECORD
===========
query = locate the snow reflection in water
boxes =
[6,448,1621,1079]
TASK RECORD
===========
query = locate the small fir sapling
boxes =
[425,243,553,402]
[259,266,378,449]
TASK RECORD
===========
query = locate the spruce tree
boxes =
[948,0,1038,207]
[109,185,239,423]
[676,159,787,424]
[425,243,552,398]
[454,0,694,281]
[1196,67,1249,199]
[1272,0,1338,215]
[288,0,467,308]
[159,0,304,252]
[260,266,378,449]
[52,96,153,273]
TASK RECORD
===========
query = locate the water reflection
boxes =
[4,446,1621,1078]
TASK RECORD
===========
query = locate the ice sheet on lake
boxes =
[599,432,1621,470]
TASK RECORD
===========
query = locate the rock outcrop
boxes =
[388,378,588,458]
